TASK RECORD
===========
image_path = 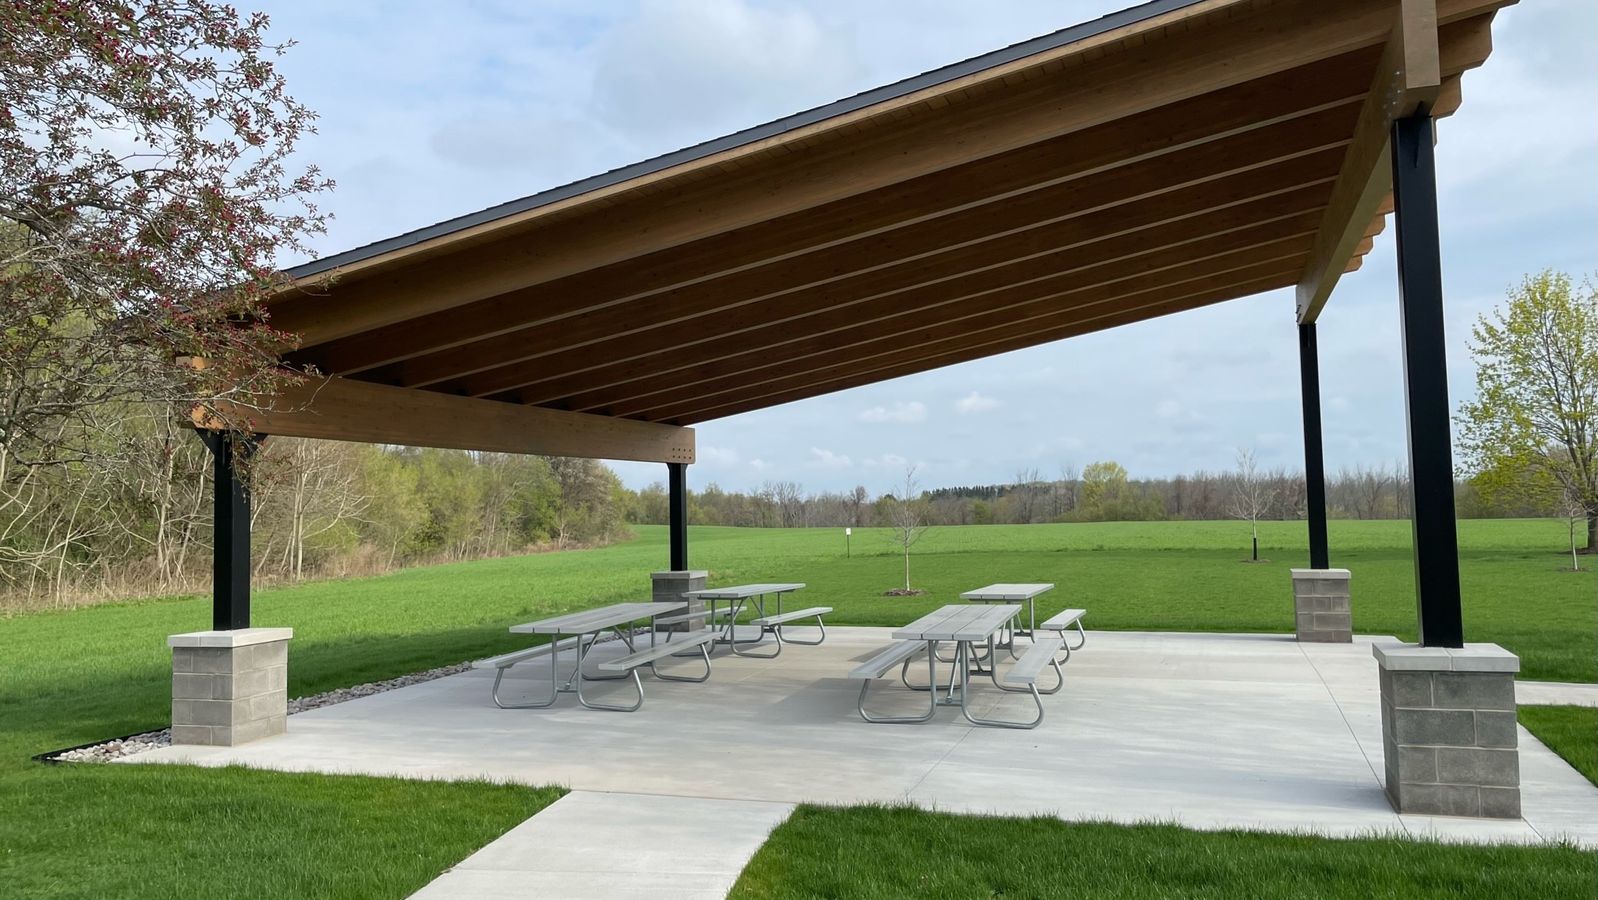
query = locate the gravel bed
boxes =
[46,660,475,764]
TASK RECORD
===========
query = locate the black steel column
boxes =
[1390,108,1464,648]
[1299,323,1330,569]
[200,431,260,631]
[667,462,688,571]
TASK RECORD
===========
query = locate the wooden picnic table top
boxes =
[961,583,1055,601]
[686,583,806,599]
[894,604,1020,642]
[509,601,685,635]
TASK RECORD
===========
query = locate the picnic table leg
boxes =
[573,630,644,712]
[729,594,781,658]
[858,644,937,724]
[960,634,1045,729]
[491,641,562,709]
[649,639,712,683]
[579,628,637,681]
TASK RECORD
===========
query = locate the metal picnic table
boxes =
[961,582,1055,649]
[685,583,808,657]
[504,601,685,711]
[893,603,1025,727]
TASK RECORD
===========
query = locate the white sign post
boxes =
[845,527,852,558]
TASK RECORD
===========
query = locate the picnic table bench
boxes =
[852,604,1059,729]
[686,583,830,658]
[478,601,715,712]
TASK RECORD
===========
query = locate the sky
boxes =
[255,0,1597,494]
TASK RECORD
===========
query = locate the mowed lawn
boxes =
[729,806,1597,899]
[1,518,1592,897]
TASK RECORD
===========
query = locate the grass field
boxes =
[728,805,1596,899]
[1,518,1591,897]
[1519,706,1598,787]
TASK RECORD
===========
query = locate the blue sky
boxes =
[258,0,1597,494]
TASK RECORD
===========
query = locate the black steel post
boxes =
[1390,108,1464,648]
[199,431,262,631]
[668,462,688,571]
[1298,323,1331,569]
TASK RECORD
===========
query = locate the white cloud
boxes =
[591,0,865,148]
[809,447,853,468]
[858,401,927,424]
[748,458,771,472]
[698,444,740,465]
[955,391,1000,414]
[1154,399,1182,419]
[863,453,908,468]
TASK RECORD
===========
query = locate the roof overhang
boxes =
[232,0,1508,461]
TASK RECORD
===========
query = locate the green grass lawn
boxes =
[729,805,1597,899]
[1521,706,1598,787]
[1,518,1591,897]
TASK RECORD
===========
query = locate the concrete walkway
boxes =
[125,627,1598,894]
[409,791,792,899]
[1517,680,1598,707]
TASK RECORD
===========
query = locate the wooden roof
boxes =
[238,0,1508,464]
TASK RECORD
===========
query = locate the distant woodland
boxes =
[0,415,1563,612]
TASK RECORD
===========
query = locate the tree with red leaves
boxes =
[0,0,330,472]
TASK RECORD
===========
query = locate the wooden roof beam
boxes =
[271,0,1466,348]
[462,152,1348,402]
[293,50,1378,377]
[582,217,1386,417]
[389,115,1357,392]
[193,377,694,464]
[663,269,1311,424]
[1296,7,1494,322]
[666,253,1369,425]
[491,192,1337,409]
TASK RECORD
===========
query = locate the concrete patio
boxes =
[126,627,1598,848]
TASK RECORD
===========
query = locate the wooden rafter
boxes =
[1295,3,1494,322]
[193,377,695,464]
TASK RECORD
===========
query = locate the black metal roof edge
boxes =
[284,0,1206,280]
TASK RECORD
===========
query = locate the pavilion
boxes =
[180,0,1520,817]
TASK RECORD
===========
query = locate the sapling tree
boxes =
[1229,448,1269,562]
[884,465,929,593]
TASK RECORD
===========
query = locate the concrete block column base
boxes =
[1374,641,1520,818]
[651,570,707,631]
[1290,568,1351,642]
[168,627,292,746]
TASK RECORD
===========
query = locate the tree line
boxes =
[631,460,1557,531]
[1,414,629,610]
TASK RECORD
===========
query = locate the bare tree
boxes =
[885,466,930,593]
[846,485,870,527]
[1229,448,1269,562]
[1562,485,1588,572]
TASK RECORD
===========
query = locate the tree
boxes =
[0,2,330,485]
[1459,271,1598,552]
[1560,485,1587,572]
[846,485,869,527]
[1229,448,1269,562]
[1078,460,1128,520]
[884,466,930,593]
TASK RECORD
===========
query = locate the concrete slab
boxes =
[1517,681,1598,707]
[125,628,1598,849]
[408,791,792,899]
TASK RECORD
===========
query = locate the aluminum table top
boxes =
[960,583,1055,601]
[686,583,806,599]
[510,601,685,635]
[893,604,1020,642]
